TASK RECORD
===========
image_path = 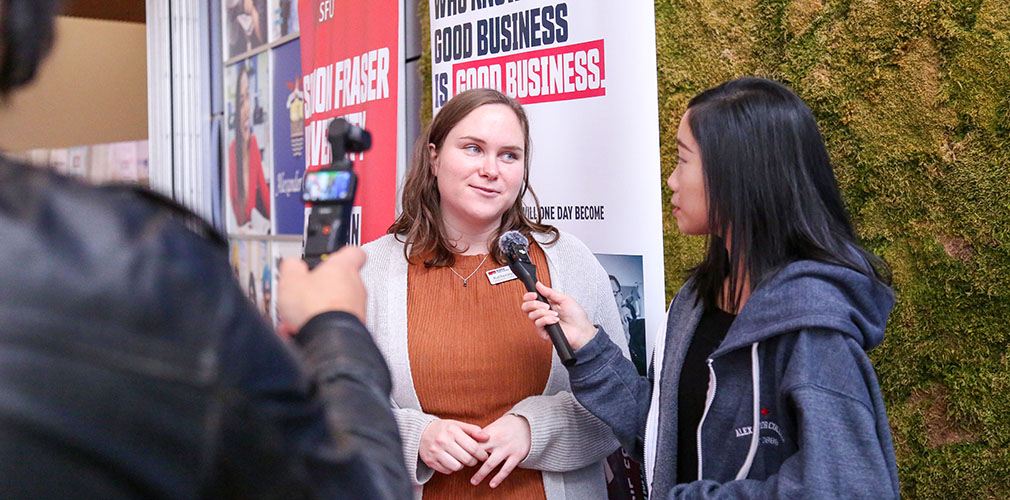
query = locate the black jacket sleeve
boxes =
[293,311,412,500]
[120,177,410,499]
[209,270,409,499]
[0,162,409,500]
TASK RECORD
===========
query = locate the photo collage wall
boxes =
[223,0,303,326]
[7,140,150,187]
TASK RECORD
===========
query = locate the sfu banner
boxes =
[299,0,402,244]
[430,2,664,498]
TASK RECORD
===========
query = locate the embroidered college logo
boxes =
[733,420,785,447]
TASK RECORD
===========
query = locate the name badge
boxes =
[486,266,517,285]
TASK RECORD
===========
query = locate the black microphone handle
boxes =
[545,321,577,367]
[511,260,577,367]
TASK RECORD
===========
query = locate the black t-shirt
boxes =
[676,305,736,484]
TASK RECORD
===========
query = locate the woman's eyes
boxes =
[463,144,519,162]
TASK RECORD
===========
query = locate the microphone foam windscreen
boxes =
[498,230,529,254]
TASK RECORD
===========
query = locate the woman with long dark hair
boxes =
[523,77,899,499]
[228,63,271,230]
[361,88,629,499]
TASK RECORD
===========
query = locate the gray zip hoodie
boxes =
[567,259,900,499]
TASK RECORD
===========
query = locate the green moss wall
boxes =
[656,1,1010,496]
[419,1,1010,496]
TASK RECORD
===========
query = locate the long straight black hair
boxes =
[686,77,888,311]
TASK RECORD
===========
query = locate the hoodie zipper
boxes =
[696,358,717,480]
[644,336,659,490]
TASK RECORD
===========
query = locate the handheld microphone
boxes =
[498,230,577,366]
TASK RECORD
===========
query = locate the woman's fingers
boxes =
[520,298,550,313]
[452,425,490,461]
[534,281,562,302]
[521,301,555,332]
[534,315,560,328]
[444,440,480,468]
[526,306,558,321]
[420,419,490,473]
[521,281,597,347]
[456,421,490,443]
[523,309,556,340]
[470,448,505,486]
[431,451,458,474]
[488,455,522,488]
[470,414,531,488]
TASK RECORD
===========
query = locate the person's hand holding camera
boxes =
[276,246,367,335]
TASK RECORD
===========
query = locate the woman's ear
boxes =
[428,143,439,176]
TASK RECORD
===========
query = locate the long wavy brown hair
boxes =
[388,88,558,267]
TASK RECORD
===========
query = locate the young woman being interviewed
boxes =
[522,77,900,499]
[361,88,629,500]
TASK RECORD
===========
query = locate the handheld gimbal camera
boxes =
[301,118,371,269]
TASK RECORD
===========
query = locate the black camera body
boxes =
[302,118,371,269]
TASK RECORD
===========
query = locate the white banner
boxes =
[430,1,665,375]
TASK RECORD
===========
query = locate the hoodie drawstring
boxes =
[736,342,761,480]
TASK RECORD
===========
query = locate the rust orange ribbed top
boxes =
[407,243,552,500]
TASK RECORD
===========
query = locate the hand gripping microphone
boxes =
[498,230,577,366]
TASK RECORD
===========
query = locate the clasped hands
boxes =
[419,413,531,489]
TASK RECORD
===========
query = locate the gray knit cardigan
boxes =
[362,231,630,500]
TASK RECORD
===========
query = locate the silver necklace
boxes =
[449,254,489,287]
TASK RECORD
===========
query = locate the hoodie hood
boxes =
[714,258,895,357]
